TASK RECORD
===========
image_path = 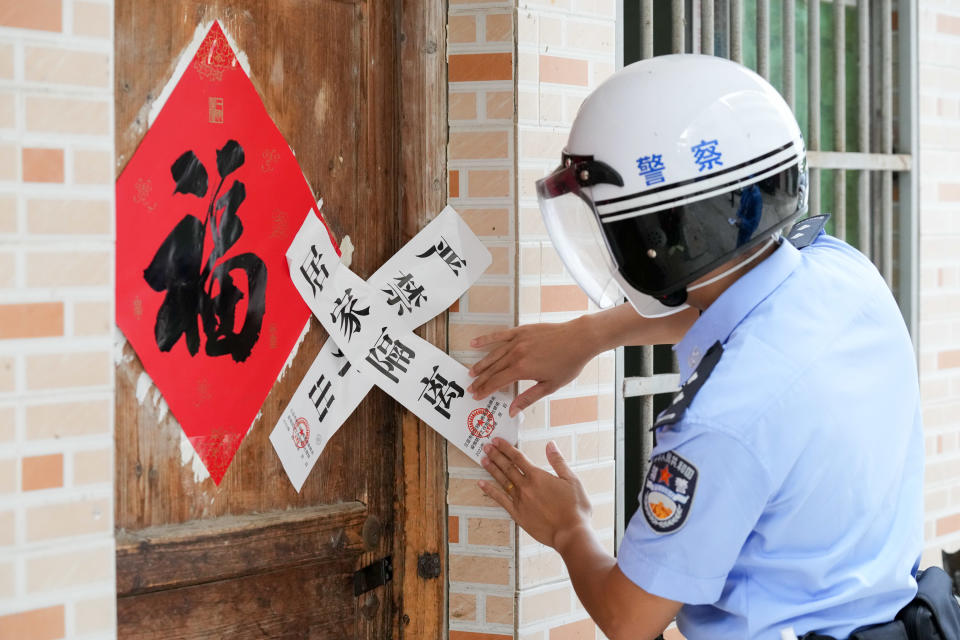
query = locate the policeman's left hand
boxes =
[468,320,596,417]
[478,438,592,550]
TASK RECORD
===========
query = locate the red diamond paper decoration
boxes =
[116,23,337,484]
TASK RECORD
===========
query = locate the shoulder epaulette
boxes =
[786,214,831,249]
[653,340,724,432]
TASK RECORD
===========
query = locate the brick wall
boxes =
[515,3,616,639]
[918,0,960,570]
[0,1,956,639]
[448,1,960,639]
[0,1,116,638]
[446,1,617,638]
[447,2,517,637]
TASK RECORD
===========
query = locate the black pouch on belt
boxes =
[801,621,908,639]
[896,566,960,640]
[801,566,960,640]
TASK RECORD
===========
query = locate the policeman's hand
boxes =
[468,319,594,417]
[478,438,593,551]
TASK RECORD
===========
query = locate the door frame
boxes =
[113,0,449,636]
[395,0,449,637]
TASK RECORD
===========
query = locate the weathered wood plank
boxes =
[396,0,449,637]
[117,558,357,639]
[117,502,367,596]
[349,1,402,638]
[116,1,446,637]
[114,0,393,525]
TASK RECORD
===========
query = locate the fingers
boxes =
[480,453,515,491]
[469,359,514,400]
[484,442,526,487]
[545,440,575,480]
[469,342,512,377]
[470,329,515,350]
[468,345,513,394]
[492,438,534,475]
[477,480,519,520]
[509,382,556,417]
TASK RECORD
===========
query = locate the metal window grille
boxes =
[614,0,919,543]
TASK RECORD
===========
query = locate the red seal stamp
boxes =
[467,408,496,438]
[292,417,310,449]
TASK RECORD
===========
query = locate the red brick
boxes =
[549,618,596,640]
[449,515,460,543]
[0,605,65,640]
[936,513,960,537]
[0,302,63,339]
[0,0,62,32]
[449,53,512,82]
[22,454,63,491]
[449,169,460,198]
[22,148,64,183]
[550,396,598,427]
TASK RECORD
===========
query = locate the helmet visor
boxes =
[598,164,805,297]
[536,165,623,308]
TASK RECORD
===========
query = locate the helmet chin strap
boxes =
[656,238,778,307]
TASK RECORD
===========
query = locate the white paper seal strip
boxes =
[271,206,519,491]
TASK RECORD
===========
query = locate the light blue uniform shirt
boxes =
[617,233,923,639]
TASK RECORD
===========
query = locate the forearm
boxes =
[555,526,622,635]
[480,439,682,638]
[555,525,679,640]
[578,303,697,353]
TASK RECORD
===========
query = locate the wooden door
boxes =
[114,1,447,638]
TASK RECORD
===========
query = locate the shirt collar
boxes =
[674,239,802,381]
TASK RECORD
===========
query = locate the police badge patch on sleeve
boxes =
[642,451,699,534]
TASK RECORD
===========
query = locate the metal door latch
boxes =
[417,552,441,579]
[354,556,393,596]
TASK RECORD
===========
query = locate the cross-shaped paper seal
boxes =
[270,206,521,491]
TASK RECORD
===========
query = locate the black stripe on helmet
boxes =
[598,154,800,223]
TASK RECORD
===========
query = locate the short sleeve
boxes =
[617,427,772,605]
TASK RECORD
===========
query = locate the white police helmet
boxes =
[536,54,808,317]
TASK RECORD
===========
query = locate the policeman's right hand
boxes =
[467,318,595,417]
[479,438,592,550]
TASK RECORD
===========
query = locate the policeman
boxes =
[467,55,950,639]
